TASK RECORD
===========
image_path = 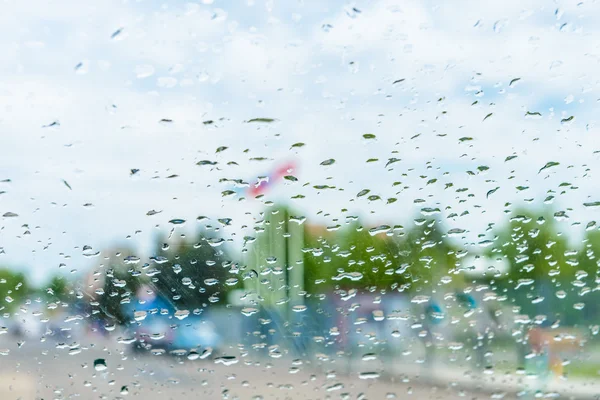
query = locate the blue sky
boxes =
[1,0,600,284]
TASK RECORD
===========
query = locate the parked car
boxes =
[122,286,221,358]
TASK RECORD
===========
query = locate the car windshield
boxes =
[2,1,600,399]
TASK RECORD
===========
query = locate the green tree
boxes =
[97,248,146,325]
[575,229,600,327]
[302,224,337,295]
[333,222,402,291]
[303,218,456,294]
[578,229,600,278]
[0,269,29,313]
[489,208,575,325]
[46,275,71,303]
[490,208,572,284]
[152,230,233,310]
[392,219,458,293]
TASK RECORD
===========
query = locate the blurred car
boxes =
[9,302,46,340]
[122,285,221,357]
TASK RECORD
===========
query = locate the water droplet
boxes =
[539,161,559,173]
[134,311,147,321]
[204,278,219,286]
[326,383,344,392]
[368,225,390,236]
[111,28,124,40]
[208,238,225,247]
[561,116,574,124]
[215,356,239,366]
[94,359,107,371]
[525,111,542,119]
[361,353,377,361]
[174,310,190,320]
[447,228,466,237]
[74,61,89,74]
[584,201,600,209]
[225,278,238,286]
[411,295,430,304]
[241,307,259,316]
[246,118,276,123]
[200,347,213,359]
[359,371,380,379]
[332,272,363,282]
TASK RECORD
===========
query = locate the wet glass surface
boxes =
[1,1,600,399]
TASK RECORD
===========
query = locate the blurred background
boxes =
[2,198,600,398]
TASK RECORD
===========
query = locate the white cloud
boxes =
[0,0,599,285]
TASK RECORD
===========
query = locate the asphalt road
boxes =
[0,335,514,400]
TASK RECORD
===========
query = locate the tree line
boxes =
[1,204,598,329]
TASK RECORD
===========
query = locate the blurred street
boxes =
[0,336,516,400]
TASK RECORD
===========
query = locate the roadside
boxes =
[339,357,600,400]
